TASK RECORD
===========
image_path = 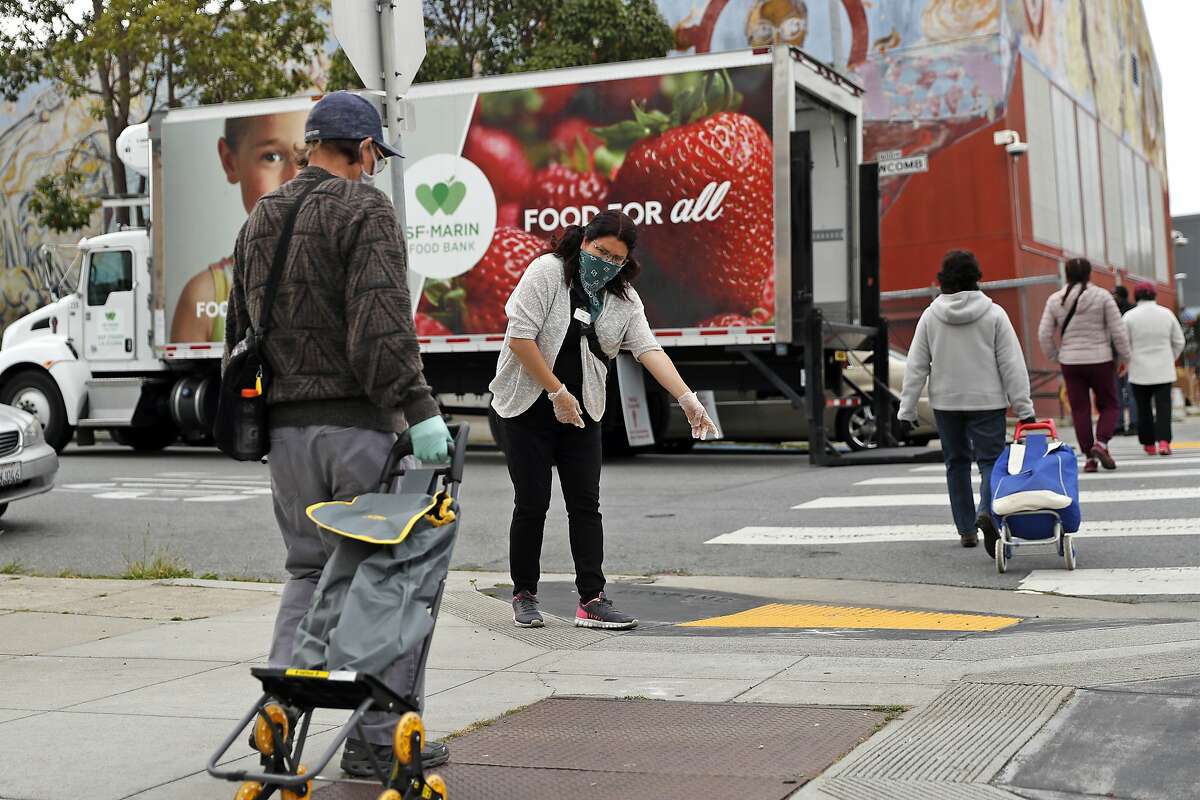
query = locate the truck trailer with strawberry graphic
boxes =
[0,47,911,460]
[408,47,910,458]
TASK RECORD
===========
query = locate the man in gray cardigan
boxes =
[898,250,1035,554]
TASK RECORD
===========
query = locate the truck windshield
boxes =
[87,250,133,306]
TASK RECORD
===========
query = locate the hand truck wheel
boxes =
[393,711,425,766]
[1063,533,1077,570]
[995,531,1008,574]
[427,773,447,799]
[235,782,263,800]
[253,703,290,756]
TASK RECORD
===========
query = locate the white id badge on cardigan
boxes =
[573,308,592,324]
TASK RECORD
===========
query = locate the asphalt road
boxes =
[2,421,1198,601]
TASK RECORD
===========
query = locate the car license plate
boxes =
[0,461,21,487]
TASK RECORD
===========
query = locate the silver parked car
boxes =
[0,404,59,517]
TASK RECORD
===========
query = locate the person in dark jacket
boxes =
[224,92,453,777]
[1112,285,1137,435]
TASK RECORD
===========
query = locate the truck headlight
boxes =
[21,418,41,445]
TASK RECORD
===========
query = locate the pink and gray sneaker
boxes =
[575,592,638,630]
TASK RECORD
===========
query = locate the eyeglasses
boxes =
[591,243,628,267]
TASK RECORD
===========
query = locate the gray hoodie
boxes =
[898,291,1034,421]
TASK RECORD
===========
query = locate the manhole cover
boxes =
[316,697,886,800]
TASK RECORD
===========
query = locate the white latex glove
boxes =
[548,385,586,428]
[678,391,719,440]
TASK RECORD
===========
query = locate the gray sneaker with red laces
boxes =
[575,592,638,630]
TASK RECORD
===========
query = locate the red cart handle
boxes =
[1014,419,1058,441]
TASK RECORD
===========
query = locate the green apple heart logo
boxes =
[415,178,467,215]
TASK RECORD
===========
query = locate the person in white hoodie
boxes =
[899,251,1035,553]
[1123,281,1185,456]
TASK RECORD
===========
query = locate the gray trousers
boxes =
[268,424,419,744]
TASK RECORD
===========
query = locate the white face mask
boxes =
[360,140,387,183]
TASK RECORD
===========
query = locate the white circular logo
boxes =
[404,154,497,280]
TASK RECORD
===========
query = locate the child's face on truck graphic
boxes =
[218,111,307,212]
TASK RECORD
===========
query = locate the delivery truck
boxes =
[0,46,914,463]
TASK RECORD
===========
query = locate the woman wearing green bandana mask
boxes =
[489,210,718,631]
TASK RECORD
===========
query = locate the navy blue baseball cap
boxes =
[304,91,401,158]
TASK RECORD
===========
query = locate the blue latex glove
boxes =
[409,415,452,463]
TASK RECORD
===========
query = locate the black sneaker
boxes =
[575,592,638,630]
[977,512,999,558]
[341,737,449,778]
[959,530,979,548]
[513,590,544,627]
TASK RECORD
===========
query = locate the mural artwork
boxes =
[0,87,111,327]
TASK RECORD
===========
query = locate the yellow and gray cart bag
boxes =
[207,424,467,800]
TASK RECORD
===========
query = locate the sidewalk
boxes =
[2,572,1200,798]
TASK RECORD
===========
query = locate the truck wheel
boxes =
[114,424,178,452]
[836,405,878,451]
[0,370,73,453]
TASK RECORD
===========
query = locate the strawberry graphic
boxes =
[549,117,603,167]
[698,313,758,328]
[414,312,452,337]
[752,273,775,323]
[600,71,773,313]
[524,142,610,236]
[463,125,533,205]
[497,202,521,228]
[596,76,662,116]
[536,85,575,120]
[459,227,549,334]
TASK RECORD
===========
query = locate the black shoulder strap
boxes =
[258,177,330,342]
[1060,285,1083,337]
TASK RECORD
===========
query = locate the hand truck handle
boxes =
[1014,419,1057,440]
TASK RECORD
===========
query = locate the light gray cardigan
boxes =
[488,254,663,421]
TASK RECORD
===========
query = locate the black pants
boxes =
[496,394,605,601]
[1132,382,1173,445]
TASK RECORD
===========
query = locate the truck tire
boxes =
[111,424,178,452]
[0,369,73,453]
[836,405,878,451]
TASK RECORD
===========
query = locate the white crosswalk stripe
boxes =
[706,518,1200,545]
[704,430,1200,596]
[794,487,1199,509]
[60,476,272,502]
[909,455,1200,472]
[1019,567,1200,596]
[857,467,1200,485]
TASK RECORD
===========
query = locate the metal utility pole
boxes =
[331,0,427,303]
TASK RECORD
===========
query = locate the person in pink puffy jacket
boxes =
[1037,258,1131,472]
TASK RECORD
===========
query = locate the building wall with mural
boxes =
[654,0,1172,390]
[0,86,113,328]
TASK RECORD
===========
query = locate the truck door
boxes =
[83,249,136,361]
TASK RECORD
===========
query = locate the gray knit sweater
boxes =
[225,168,440,432]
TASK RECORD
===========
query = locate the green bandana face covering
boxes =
[578,249,623,317]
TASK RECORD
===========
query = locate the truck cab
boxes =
[0,229,171,451]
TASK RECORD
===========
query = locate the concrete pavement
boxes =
[2,571,1200,799]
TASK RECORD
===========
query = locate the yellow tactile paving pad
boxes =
[677,603,1021,632]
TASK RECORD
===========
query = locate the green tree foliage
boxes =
[326,47,365,91]
[0,0,327,217]
[416,0,674,83]
[28,170,101,234]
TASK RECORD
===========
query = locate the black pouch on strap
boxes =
[569,282,610,364]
